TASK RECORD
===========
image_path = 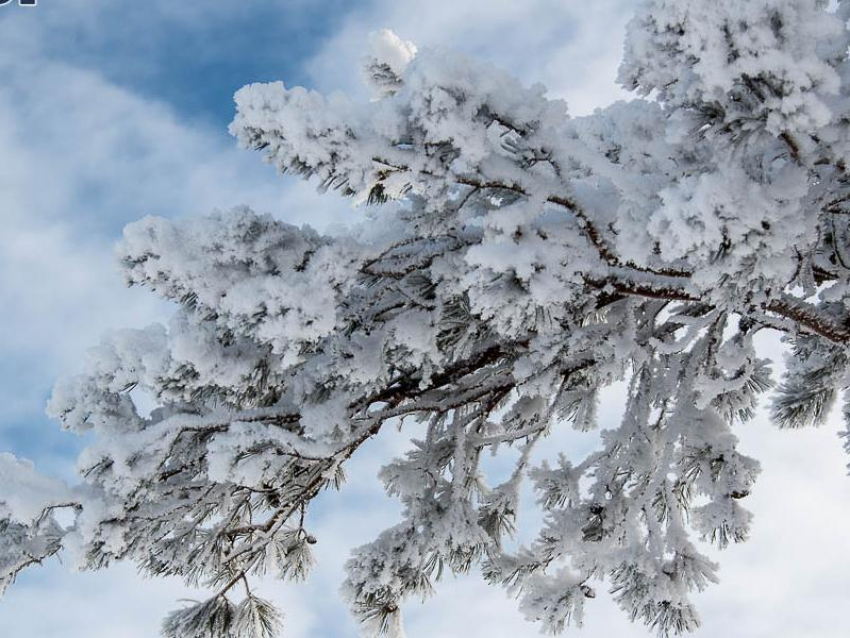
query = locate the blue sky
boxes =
[9,1,354,127]
[1,1,850,637]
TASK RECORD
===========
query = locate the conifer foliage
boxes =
[4,2,850,635]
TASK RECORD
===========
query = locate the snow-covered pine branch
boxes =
[4,1,850,636]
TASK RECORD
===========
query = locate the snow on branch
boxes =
[6,2,850,637]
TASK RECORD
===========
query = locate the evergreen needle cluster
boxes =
[4,2,850,635]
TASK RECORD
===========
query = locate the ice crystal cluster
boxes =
[4,2,850,636]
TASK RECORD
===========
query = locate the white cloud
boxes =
[0,3,352,474]
[0,41,352,413]
[306,0,633,114]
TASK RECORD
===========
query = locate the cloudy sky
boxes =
[1,1,849,636]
